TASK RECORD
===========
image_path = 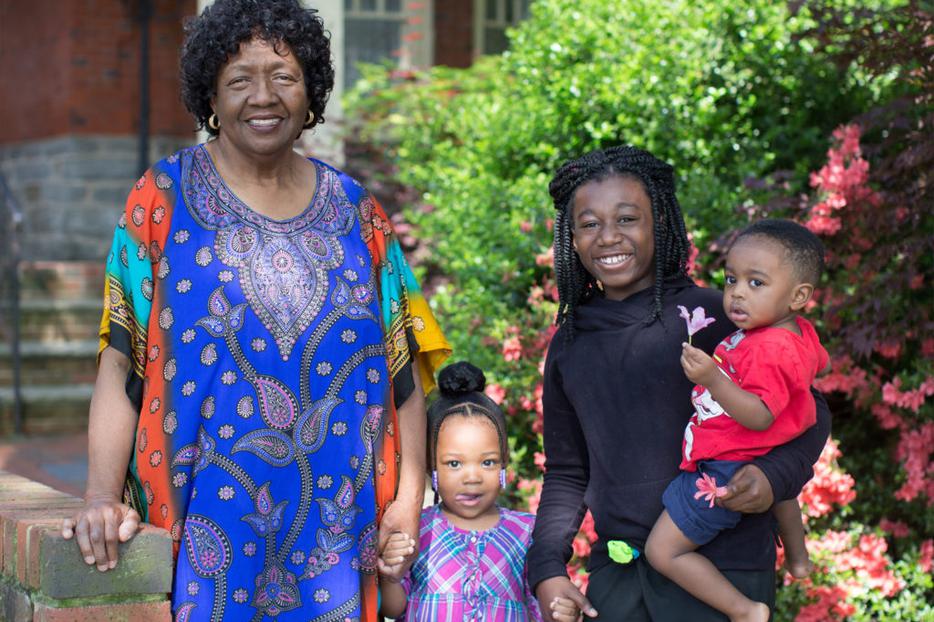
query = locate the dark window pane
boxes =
[344,18,402,88]
[483,26,509,55]
[486,0,498,21]
[386,0,402,12]
[345,0,353,10]
[360,0,376,11]
[505,0,514,23]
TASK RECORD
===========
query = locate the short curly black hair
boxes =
[180,0,334,136]
[734,219,825,285]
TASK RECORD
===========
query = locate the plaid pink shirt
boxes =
[400,505,543,621]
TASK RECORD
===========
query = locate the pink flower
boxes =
[678,305,716,345]
[484,382,506,405]
[502,335,522,362]
[879,518,910,538]
[919,539,933,573]
[798,438,855,520]
[694,473,729,508]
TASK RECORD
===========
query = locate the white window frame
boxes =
[473,0,531,58]
[345,0,433,75]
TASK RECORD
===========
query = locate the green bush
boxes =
[345,0,877,384]
[344,1,934,618]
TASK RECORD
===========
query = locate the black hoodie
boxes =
[527,276,830,589]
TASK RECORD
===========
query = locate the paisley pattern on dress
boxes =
[96,145,450,622]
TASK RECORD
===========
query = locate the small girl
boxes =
[378,362,567,621]
[645,219,830,622]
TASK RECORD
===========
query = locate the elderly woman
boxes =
[61,1,449,619]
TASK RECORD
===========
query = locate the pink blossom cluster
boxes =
[563,511,598,592]
[502,326,523,362]
[517,476,543,514]
[893,422,934,504]
[813,355,869,398]
[881,376,934,413]
[878,518,910,538]
[798,438,856,520]
[805,125,881,236]
[920,539,934,573]
[792,531,905,620]
[794,585,855,622]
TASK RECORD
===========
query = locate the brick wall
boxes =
[433,0,474,68]
[0,470,173,621]
[0,0,197,144]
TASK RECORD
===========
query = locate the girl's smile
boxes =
[571,175,656,301]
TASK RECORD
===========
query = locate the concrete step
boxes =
[0,384,93,435]
[0,340,98,386]
[1,298,102,343]
[18,261,104,302]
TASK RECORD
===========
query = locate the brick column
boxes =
[0,470,173,622]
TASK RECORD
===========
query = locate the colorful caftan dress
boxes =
[98,145,449,622]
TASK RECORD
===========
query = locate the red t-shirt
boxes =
[680,316,829,472]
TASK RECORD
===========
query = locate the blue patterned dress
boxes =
[98,144,449,622]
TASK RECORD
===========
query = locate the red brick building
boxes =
[0,0,530,433]
[0,0,531,260]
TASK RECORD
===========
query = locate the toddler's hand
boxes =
[680,342,719,386]
[377,531,416,583]
[550,595,582,622]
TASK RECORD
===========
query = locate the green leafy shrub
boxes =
[344,0,878,479]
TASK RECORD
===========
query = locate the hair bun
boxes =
[437,362,486,396]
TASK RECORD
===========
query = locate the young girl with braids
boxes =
[378,362,571,621]
[528,146,831,622]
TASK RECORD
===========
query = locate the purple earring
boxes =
[499,469,507,489]
[431,471,439,492]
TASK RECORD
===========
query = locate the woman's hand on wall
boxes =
[62,494,140,572]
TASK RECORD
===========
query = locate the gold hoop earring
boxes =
[208,114,220,131]
[304,110,316,128]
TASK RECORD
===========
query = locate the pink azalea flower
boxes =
[678,305,717,345]
[694,472,729,508]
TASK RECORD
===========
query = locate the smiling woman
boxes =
[60,1,450,621]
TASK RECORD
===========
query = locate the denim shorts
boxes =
[661,460,745,546]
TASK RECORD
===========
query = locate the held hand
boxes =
[377,531,417,582]
[718,464,774,513]
[378,496,420,560]
[536,576,598,622]
[550,595,586,622]
[61,494,140,572]
[680,343,719,386]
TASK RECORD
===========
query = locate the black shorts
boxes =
[585,557,775,622]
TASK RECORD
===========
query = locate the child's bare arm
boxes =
[378,579,408,619]
[681,343,773,430]
[377,531,416,618]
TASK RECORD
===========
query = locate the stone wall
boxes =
[0,135,193,262]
